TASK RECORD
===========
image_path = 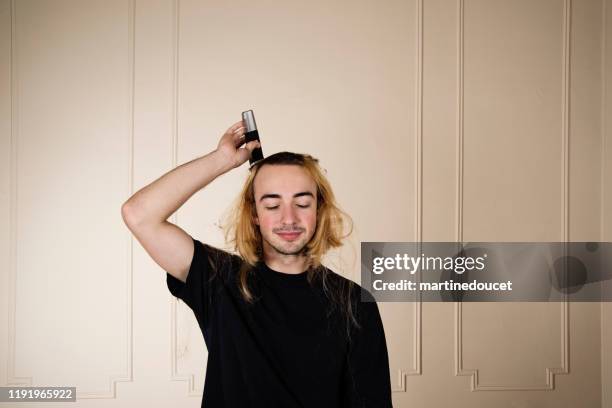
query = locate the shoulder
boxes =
[318,266,377,311]
[317,265,354,291]
[318,267,384,338]
[320,266,373,296]
[193,239,245,279]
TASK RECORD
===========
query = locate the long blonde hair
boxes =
[221,151,361,338]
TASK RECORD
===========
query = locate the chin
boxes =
[274,239,309,255]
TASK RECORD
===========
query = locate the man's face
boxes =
[253,164,318,256]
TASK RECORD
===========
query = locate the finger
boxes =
[232,126,246,135]
[220,126,244,146]
[234,136,246,148]
[233,128,246,147]
[234,141,260,164]
[234,147,250,165]
[244,140,261,152]
[226,120,245,134]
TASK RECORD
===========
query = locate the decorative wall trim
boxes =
[408,0,424,380]
[599,0,608,402]
[391,0,425,393]
[165,0,425,396]
[600,0,607,244]
[5,0,31,388]
[168,0,203,397]
[6,0,137,398]
[453,0,571,391]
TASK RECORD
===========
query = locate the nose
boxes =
[280,204,298,225]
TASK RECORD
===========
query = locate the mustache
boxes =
[274,228,305,233]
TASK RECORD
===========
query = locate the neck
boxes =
[262,248,308,274]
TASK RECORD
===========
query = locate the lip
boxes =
[276,231,302,241]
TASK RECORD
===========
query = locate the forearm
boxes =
[121,149,231,225]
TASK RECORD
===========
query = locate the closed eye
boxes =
[264,204,311,210]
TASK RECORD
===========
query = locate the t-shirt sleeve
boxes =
[166,237,234,328]
[343,288,393,407]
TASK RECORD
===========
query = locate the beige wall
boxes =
[0,0,610,407]
[602,0,612,406]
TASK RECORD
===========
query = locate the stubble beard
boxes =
[263,234,309,256]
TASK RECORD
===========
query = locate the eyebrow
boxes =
[259,192,314,202]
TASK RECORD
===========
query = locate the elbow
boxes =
[121,201,139,226]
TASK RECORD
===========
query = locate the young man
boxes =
[121,120,393,407]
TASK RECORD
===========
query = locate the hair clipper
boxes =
[242,110,264,166]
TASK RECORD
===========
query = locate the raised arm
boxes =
[120,120,260,282]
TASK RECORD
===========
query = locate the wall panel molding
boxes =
[453,0,571,391]
[5,0,136,399]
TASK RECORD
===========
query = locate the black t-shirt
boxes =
[166,237,393,408]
